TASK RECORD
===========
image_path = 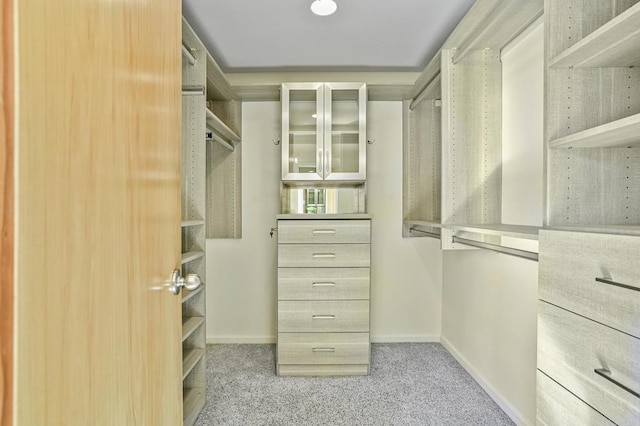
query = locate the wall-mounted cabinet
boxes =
[282,82,367,182]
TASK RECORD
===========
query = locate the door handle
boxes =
[169,269,202,295]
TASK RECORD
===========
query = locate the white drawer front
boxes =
[278,244,370,268]
[278,268,370,301]
[278,301,369,333]
[539,230,640,338]
[278,333,369,365]
[538,301,640,425]
[537,371,614,426]
[278,220,370,244]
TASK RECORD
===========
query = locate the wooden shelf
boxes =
[451,224,541,240]
[181,251,205,264]
[182,285,204,304]
[206,108,240,143]
[183,387,206,426]
[181,219,205,228]
[546,225,640,237]
[182,316,205,342]
[550,3,640,68]
[405,220,442,229]
[182,348,205,380]
[550,113,640,149]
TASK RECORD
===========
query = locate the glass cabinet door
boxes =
[324,83,367,181]
[281,83,324,181]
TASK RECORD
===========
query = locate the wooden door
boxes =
[13,0,183,425]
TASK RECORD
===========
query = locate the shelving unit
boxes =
[403,0,543,256]
[181,251,205,265]
[545,0,640,228]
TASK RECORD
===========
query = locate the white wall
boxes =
[206,101,443,343]
[441,20,544,426]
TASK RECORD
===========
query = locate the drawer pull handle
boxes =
[312,229,336,234]
[595,277,639,292]
[594,368,640,399]
[312,253,336,258]
[312,315,335,320]
[312,347,336,353]
[312,282,336,287]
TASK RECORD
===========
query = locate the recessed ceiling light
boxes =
[311,0,337,16]
[312,114,317,118]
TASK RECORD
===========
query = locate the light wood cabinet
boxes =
[276,217,371,376]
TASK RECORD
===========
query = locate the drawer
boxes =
[538,301,640,425]
[539,230,640,338]
[537,371,614,426]
[278,220,370,244]
[278,301,369,333]
[278,244,370,268]
[278,333,369,365]
[278,268,370,301]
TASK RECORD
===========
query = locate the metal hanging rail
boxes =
[409,73,442,111]
[206,129,234,152]
[182,43,196,66]
[452,236,539,262]
[182,87,205,96]
[409,227,441,240]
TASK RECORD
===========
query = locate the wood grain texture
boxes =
[15,0,182,424]
[0,0,14,423]
[278,267,370,301]
[277,364,369,377]
[537,371,615,426]
[278,244,370,268]
[278,333,370,365]
[539,230,640,338]
[538,301,640,425]
[278,301,370,333]
[278,219,370,244]
[550,112,640,148]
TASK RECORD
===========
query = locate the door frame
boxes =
[1,0,15,423]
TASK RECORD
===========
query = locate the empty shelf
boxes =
[550,3,640,68]
[183,348,205,380]
[182,316,205,342]
[451,224,541,240]
[181,219,205,227]
[183,387,206,426]
[549,113,640,149]
[205,108,240,143]
[181,251,205,264]
[182,285,205,304]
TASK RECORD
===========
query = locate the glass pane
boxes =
[288,90,318,175]
[282,186,365,214]
[331,89,359,173]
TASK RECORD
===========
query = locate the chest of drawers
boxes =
[537,230,640,425]
[276,218,371,376]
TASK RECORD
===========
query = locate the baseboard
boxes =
[207,336,276,344]
[371,334,440,343]
[440,336,532,426]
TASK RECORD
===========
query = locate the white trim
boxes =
[370,334,440,343]
[207,336,276,344]
[440,336,532,426]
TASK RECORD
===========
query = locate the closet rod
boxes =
[182,44,196,65]
[452,236,539,262]
[206,129,234,152]
[409,227,441,240]
[409,74,441,110]
[182,87,205,96]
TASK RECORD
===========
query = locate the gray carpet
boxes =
[195,343,514,426]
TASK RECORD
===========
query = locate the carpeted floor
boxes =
[195,343,514,426]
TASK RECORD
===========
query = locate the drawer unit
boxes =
[277,333,370,365]
[278,244,370,268]
[278,300,370,333]
[538,301,640,425]
[278,220,370,244]
[539,230,640,338]
[277,217,371,376]
[278,268,370,301]
[537,371,614,426]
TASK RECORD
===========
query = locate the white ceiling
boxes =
[183,0,476,72]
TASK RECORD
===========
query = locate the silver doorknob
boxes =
[169,269,202,295]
